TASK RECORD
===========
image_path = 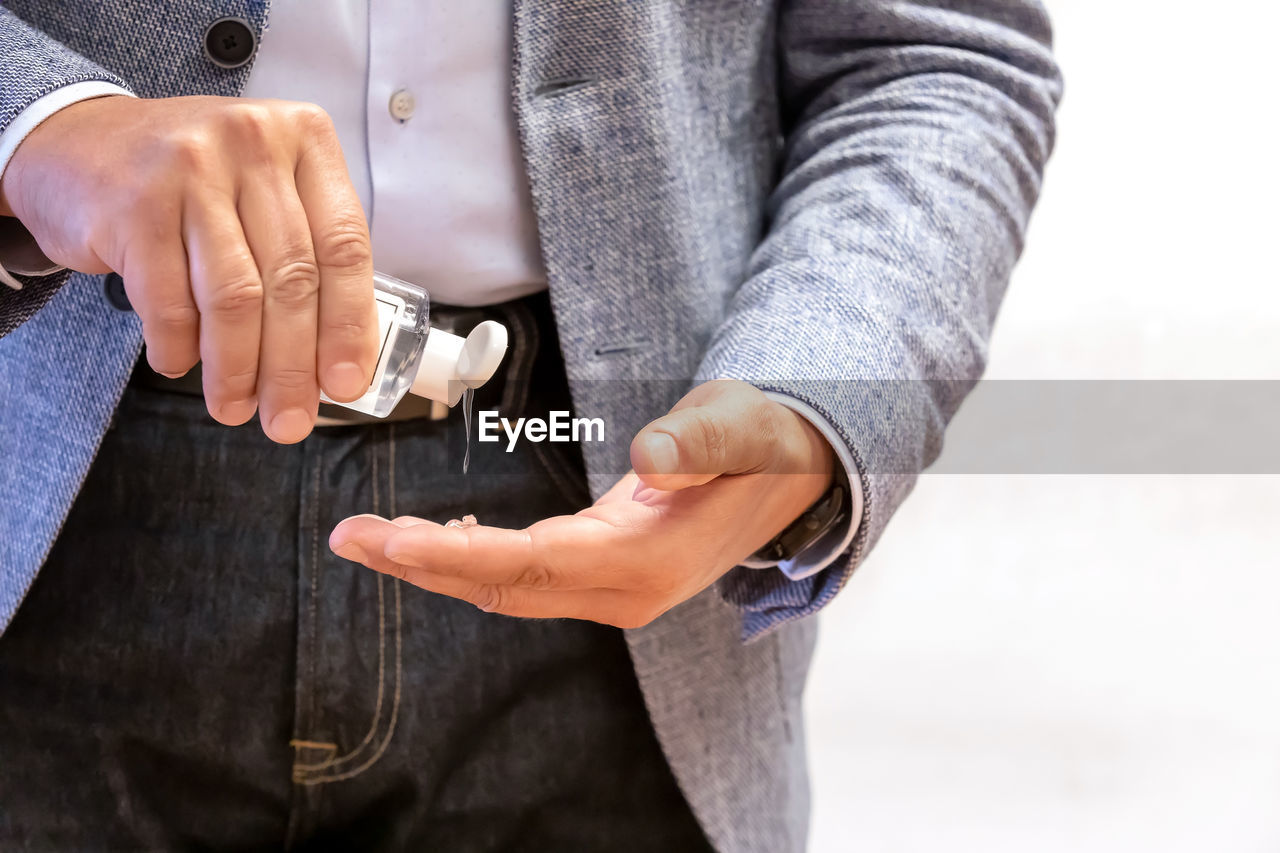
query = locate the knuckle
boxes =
[265,258,321,306]
[164,131,214,172]
[208,275,265,316]
[150,302,201,337]
[472,584,507,614]
[294,102,336,135]
[694,412,730,465]
[265,366,315,393]
[152,300,200,328]
[512,561,554,591]
[224,103,275,146]
[206,365,258,396]
[323,319,374,347]
[314,220,372,270]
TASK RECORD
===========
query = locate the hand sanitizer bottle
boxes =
[320,272,509,418]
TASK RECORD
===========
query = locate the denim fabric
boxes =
[0,293,714,852]
[0,2,1060,849]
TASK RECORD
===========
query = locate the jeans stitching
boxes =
[292,434,389,781]
[285,444,325,844]
[299,581,402,785]
[288,739,338,763]
[291,574,386,775]
[299,425,404,785]
[307,449,322,741]
[287,451,324,781]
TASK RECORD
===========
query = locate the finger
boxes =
[393,571,666,628]
[380,520,586,591]
[185,193,263,427]
[293,109,377,403]
[334,505,654,591]
[121,229,200,379]
[330,518,538,588]
[631,381,777,491]
[327,513,444,558]
[328,514,407,571]
[239,175,321,443]
[367,511,622,590]
[390,516,433,528]
[380,569,571,614]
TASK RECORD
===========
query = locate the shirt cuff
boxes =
[736,391,862,580]
[0,81,135,291]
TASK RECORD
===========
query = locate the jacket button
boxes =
[204,17,256,69]
[103,273,132,312]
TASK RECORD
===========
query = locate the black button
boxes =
[204,17,256,69]
[103,273,132,312]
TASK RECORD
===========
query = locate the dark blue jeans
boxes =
[0,294,712,851]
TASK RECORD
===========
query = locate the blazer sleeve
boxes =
[0,8,134,337]
[697,1,1063,639]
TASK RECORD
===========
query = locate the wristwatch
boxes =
[750,483,848,564]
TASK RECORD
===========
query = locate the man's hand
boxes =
[329,380,837,628]
[0,95,378,443]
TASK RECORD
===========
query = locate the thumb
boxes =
[631,402,773,492]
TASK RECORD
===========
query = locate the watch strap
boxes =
[751,483,848,564]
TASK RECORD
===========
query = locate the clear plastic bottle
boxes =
[320,272,509,417]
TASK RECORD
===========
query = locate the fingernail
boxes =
[643,433,679,475]
[269,408,313,444]
[217,398,258,425]
[332,542,368,564]
[385,551,424,569]
[324,361,369,402]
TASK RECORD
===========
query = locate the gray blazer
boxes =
[0,2,1060,849]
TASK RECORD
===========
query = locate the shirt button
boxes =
[204,17,256,69]
[103,273,133,312]
[389,89,416,122]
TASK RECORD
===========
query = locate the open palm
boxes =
[330,380,839,628]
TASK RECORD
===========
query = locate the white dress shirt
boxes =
[241,0,547,306]
[0,1,860,579]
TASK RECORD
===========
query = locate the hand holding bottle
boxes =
[0,95,379,443]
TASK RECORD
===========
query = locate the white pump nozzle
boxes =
[408,320,509,406]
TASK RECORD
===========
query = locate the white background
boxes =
[806,3,1280,851]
